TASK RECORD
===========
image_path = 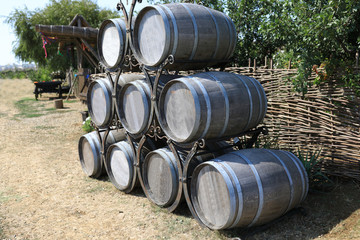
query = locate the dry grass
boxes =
[0,78,359,239]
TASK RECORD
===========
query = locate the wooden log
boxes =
[35,24,98,41]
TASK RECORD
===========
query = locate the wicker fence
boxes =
[222,67,360,180]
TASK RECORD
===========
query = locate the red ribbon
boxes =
[40,33,58,59]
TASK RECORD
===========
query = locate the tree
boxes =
[148,0,360,94]
[6,0,120,72]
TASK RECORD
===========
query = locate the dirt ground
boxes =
[0,78,360,240]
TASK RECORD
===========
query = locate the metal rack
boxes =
[92,0,267,219]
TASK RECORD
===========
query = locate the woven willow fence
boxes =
[222,67,360,180]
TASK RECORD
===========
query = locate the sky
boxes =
[0,0,150,66]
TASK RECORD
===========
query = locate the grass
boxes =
[0,190,26,203]
[13,97,68,120]
[0,217,5,240]
[63,100,77,103]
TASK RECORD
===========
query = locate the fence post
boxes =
[356,51,359,68]
[253,59,257,72]
[264,56,268,69]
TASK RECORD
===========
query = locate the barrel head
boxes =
[160,81,197,142]
[98,19,126,69]
[100,22,121,67]
[80,137,96,176]
[133,7,168,66]
[144,150,178,207]
[109,145,132,190]
[121,84,149,134]
[191,164,232,229]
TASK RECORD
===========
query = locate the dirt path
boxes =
[0,79,209,240]
[0,79,359,240]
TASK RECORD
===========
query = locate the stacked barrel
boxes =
[78,3,308,230]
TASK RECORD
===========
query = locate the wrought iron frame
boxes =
[91,0,268,222]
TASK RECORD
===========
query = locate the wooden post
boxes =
[77,18,83,69]
[264,56,268,69]
[248,58,251,72]
[71,44,76,69]
[270,58,273,70]
[288,59,292,69]
[253,59,257,72]
[54,99,63,109]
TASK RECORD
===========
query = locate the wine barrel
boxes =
[142,146,222,208]
[87,74,144,127]
[131,3,236,70]
[105,141,135,192]
[190,149,309,230]
[158,71,267,143]
[98,18,127,69]
[78,129,126,178]
[118,80,151,135]
[142,148,179,207]
[117,75,181,136]
[87,78,113,127]
[105,138,157,193]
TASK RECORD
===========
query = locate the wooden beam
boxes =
[35,24,98,41]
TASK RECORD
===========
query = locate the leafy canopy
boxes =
[6,0,120,72]
[149,0,360,94]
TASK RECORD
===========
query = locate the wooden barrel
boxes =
[105,139,154,193]
[190,149,309,230]
[117,75,181,136]
[105,141,135,192]
[142,146,220,208]
[131,3,236,70]
[118,80,151,135]
[87,78,113,127]
[158,71,267,143]
[78,130,126,178]
[142,148,179,207]
[98,18,127,69]
[87,74,145,127]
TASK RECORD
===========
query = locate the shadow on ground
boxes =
[218,179,360,239]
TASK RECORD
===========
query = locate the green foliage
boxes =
[82,116,94,133]
[254,135,280,149]
[342,67,360,97]
[28,67,52,82]
[6,0,120,72]
[0,70,30,79]
[149,0,360,95]
[295,149,334,190]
